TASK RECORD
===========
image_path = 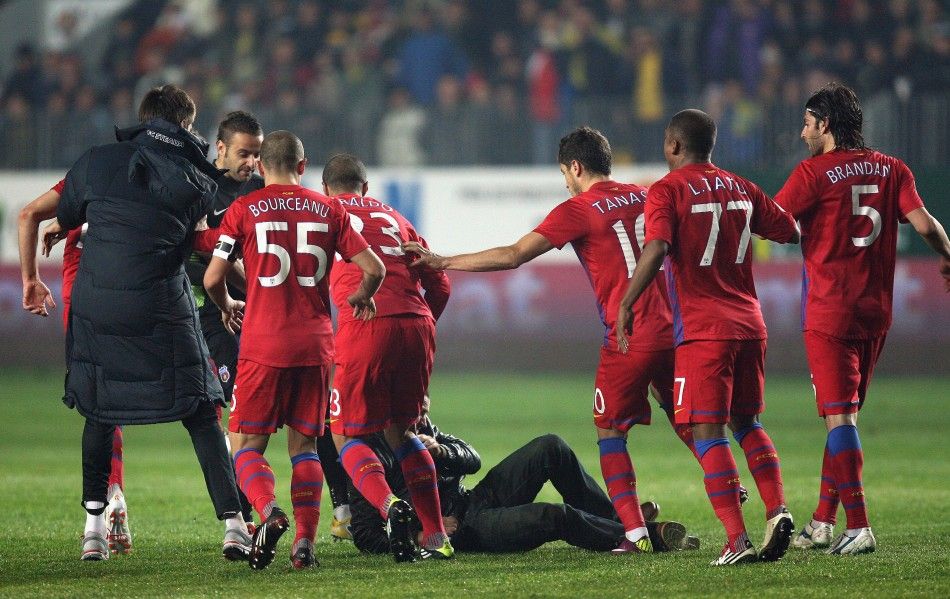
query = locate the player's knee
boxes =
[533,433,569,456]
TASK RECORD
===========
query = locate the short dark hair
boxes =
[137,84,196,126]
[666,109,716,159]
[322,153,367,194]
[805,82,866,150]
[260,130,304,173]
[216,110,263,144]
[557,127,611,176]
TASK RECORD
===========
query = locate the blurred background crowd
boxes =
[1,0,948,170]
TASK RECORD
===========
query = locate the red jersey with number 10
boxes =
[534,180,672,352]
[645,163,798,345]
[215,184,369,366]
[775,149,924,339]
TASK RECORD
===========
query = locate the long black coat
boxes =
[57,119,226,424]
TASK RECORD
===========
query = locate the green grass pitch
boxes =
[0,370,948,597]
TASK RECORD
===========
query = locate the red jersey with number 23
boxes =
[645,163,798,345]
[775,149,924,339]
[534,180,672,351]
[214,184,369,366]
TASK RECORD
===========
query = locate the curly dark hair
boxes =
[805,83,867,150]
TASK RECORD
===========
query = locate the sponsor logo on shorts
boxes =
[218,365,230,383]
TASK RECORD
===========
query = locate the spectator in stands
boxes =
[2,43,45,108]
[0,94,37,168]
[377,87,426,167]
[397,7,469,105]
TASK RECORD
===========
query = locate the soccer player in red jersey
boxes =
[18,180,130,555]
[774,84,950,555]
[322,153,454,562]
[404,127,701,554]
[204,132,384,570]
[616,110,801,566]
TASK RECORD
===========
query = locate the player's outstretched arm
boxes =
[402,232,554,272]
[905,207,950,291]
[18,188,61,317]
[616,239,669,353]
[203,256,243,334]
[347,248,386,321]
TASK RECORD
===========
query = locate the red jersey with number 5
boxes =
[775,149,924,339]
[330,193,450,325]
[645,163,798,345]
[533,180,672,352]
[214,184,369,366]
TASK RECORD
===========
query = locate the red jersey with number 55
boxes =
[330,193,450,326]
[775,149,924,339]
[533,180,672,352]
[645,163,798,345]
[214,184,369,366]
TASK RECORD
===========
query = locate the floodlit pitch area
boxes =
[1,371,948,597]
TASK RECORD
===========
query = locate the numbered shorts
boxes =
[330,316,435,437]
[593,347,674,432]
[805,330,886,417]
[228,359,330,437]
[673,339,766,424]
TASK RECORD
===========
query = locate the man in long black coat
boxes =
[55,84,246,561]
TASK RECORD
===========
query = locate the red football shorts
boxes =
[593,347,674,432]
[804,330,887,417]
[331,316,435,437]
[228,359,330,437]
[673,339,766,424]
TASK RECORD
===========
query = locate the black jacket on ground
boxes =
[57,119,226,424]
[348,419,481,554]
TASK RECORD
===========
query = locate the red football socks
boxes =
[108,426,124,490]
[340,440,396,519]
[396,437,446,548]
[697,438,747,544]
[290,452,323,544]
[234,447,277,519]
[813,443,839,524]
[828,425,868,529]
[598,438,646,534]
[734,423,786,518]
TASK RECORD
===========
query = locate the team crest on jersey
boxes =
[218,365,230,383]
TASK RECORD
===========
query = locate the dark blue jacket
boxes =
[57,119,226,424]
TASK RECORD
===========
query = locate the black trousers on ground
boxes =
[82,400,241,520]
[454,434,624,552]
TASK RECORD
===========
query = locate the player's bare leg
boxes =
[286,428,322,569]
[383,425,453,560]
[596,427,651,554]
[822,413,875,555]
[230,432,287,569]
[333,432,418,562]
[692,423,755,565]
[729,415,793,561]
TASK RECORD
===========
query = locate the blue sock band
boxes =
[827,425,861,457]
[233,447,263,461]
[395,436,427,461]
[290,451,320,467]
[733,422,763,445]
[598,437,627,455]
[695,437,730,459]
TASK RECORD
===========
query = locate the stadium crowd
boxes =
[1,0,948,170]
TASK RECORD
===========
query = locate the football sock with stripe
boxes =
[396,437,447,549]
[234,447,277,520]
[813,442,839,524]
[827,425,868,529]
[339,439,396,520]
[696,437,747,547]
[290,451,323,544]
[733,423,786,518]
[598,437,647,541]
[660,404,701,460]
[108,427,124,490]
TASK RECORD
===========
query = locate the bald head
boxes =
[260,130,305,175]
[323,153,368,195]
[666,109,716,161]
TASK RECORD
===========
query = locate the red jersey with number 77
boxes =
[774,149,924,339]
[214,183,369,366]
[645,163,798,345]
[533,180,672,352]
